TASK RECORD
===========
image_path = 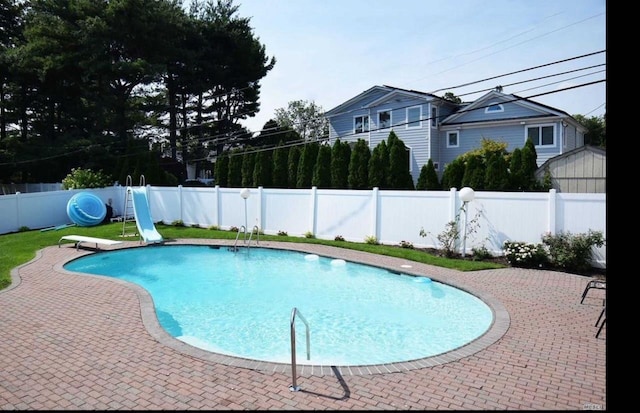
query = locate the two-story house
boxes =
[324,85,586,184]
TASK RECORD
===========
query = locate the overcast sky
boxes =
[230,0,606,133]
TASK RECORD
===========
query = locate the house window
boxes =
[378,110,391,130]
[447,131,459,148]
[406,106,421,128]
[526,125,554,146]
[485,102,504,113]
[433,162,439,171]
[431,107,437,127]
[354,115,369,134]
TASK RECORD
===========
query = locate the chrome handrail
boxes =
[289,307,310,392]
[231,225,246,252]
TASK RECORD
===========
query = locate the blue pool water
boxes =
[64,245,493,366]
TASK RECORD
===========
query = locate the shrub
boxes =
[503,240,548,268]
[541,230,605,273]
[399,240,414,249]
[471,245,493,261]
[334,235,345,241]
[208,225,220,231]
[62,167,113,189]
[304,231,315,239]
[229,226,239,232]
[277,230,288,236]
[364,235,378,245]
[171,220,185,227]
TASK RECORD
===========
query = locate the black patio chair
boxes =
[580,279,606,304]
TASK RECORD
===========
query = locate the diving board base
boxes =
[59,235,123,251]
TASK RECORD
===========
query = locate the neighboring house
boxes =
[535,145,606,193]
[325,85,586,184]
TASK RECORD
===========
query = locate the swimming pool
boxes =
[64,244,494,366]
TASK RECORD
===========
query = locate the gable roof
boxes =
[536,144,606,173]
[441,90,565,122]
[324,85,442,117]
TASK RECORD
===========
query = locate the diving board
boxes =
[129,186,164,244]
[59,235,123,250]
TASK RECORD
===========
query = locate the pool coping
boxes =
[52,238,510,377]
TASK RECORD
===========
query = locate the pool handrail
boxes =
[289,307,310,392]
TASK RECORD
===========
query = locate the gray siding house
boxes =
[325,85,586,184]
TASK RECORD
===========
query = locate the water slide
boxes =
[130,186,164,244]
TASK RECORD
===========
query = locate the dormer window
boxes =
[378,110,391,130]
[485,102,504,113]
[354,115,369,134]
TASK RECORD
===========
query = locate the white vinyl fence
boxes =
[0,186,606,267]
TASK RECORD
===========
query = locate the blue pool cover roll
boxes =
[66,192,107,227]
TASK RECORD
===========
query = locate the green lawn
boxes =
[0,222,507,291]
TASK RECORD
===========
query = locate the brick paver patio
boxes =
[1,239,606,410]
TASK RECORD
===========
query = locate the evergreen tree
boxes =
[214,153,229,187]
[296,142,319,188]
[330,139,351,189]
[241,150,256,187]
[509,148,524,190]
[484,152,510,190]
[416,159,440,190]
[227,149,244,187]
[287,145,301,188]
[272,141,289,188]
[441,157,465,190]
[348,139,370,189]
[312,143,332,188]
[252,150,272,187]
[387,132,414,189]
[520,138,538,190]
[461,154,485,189]
[368,143,385,188]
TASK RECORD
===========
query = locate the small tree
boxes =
[461,154,485,190]
[214,153,229,187]
[441,157,465,190]
[348,139,370,189]
[287,145,301,188]
[387,132,414,189]
[227,149,244,188]
[252,150,272,187]
[296,142,319,188]
[330,139,351,189]
[416,159,440,190]
[312,143,332,188]
[241,150,256,187]
[520,138,538,190]
[368,142,386,188]
[272,141,289,188]
[484,152,510,190]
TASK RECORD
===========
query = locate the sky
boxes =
[227,0,606,134]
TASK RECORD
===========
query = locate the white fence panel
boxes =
[0,195,19,234]
[379,190,453,248]
[180,187,218,227]
[469,191,552,254]
[315,189,375,242]
[261,188,310,236]
[555,192,607,266]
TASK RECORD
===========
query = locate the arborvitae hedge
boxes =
[348,139,371,189]
[330,139,351,189]
[312,144,332,188]
[287,146,301,189]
